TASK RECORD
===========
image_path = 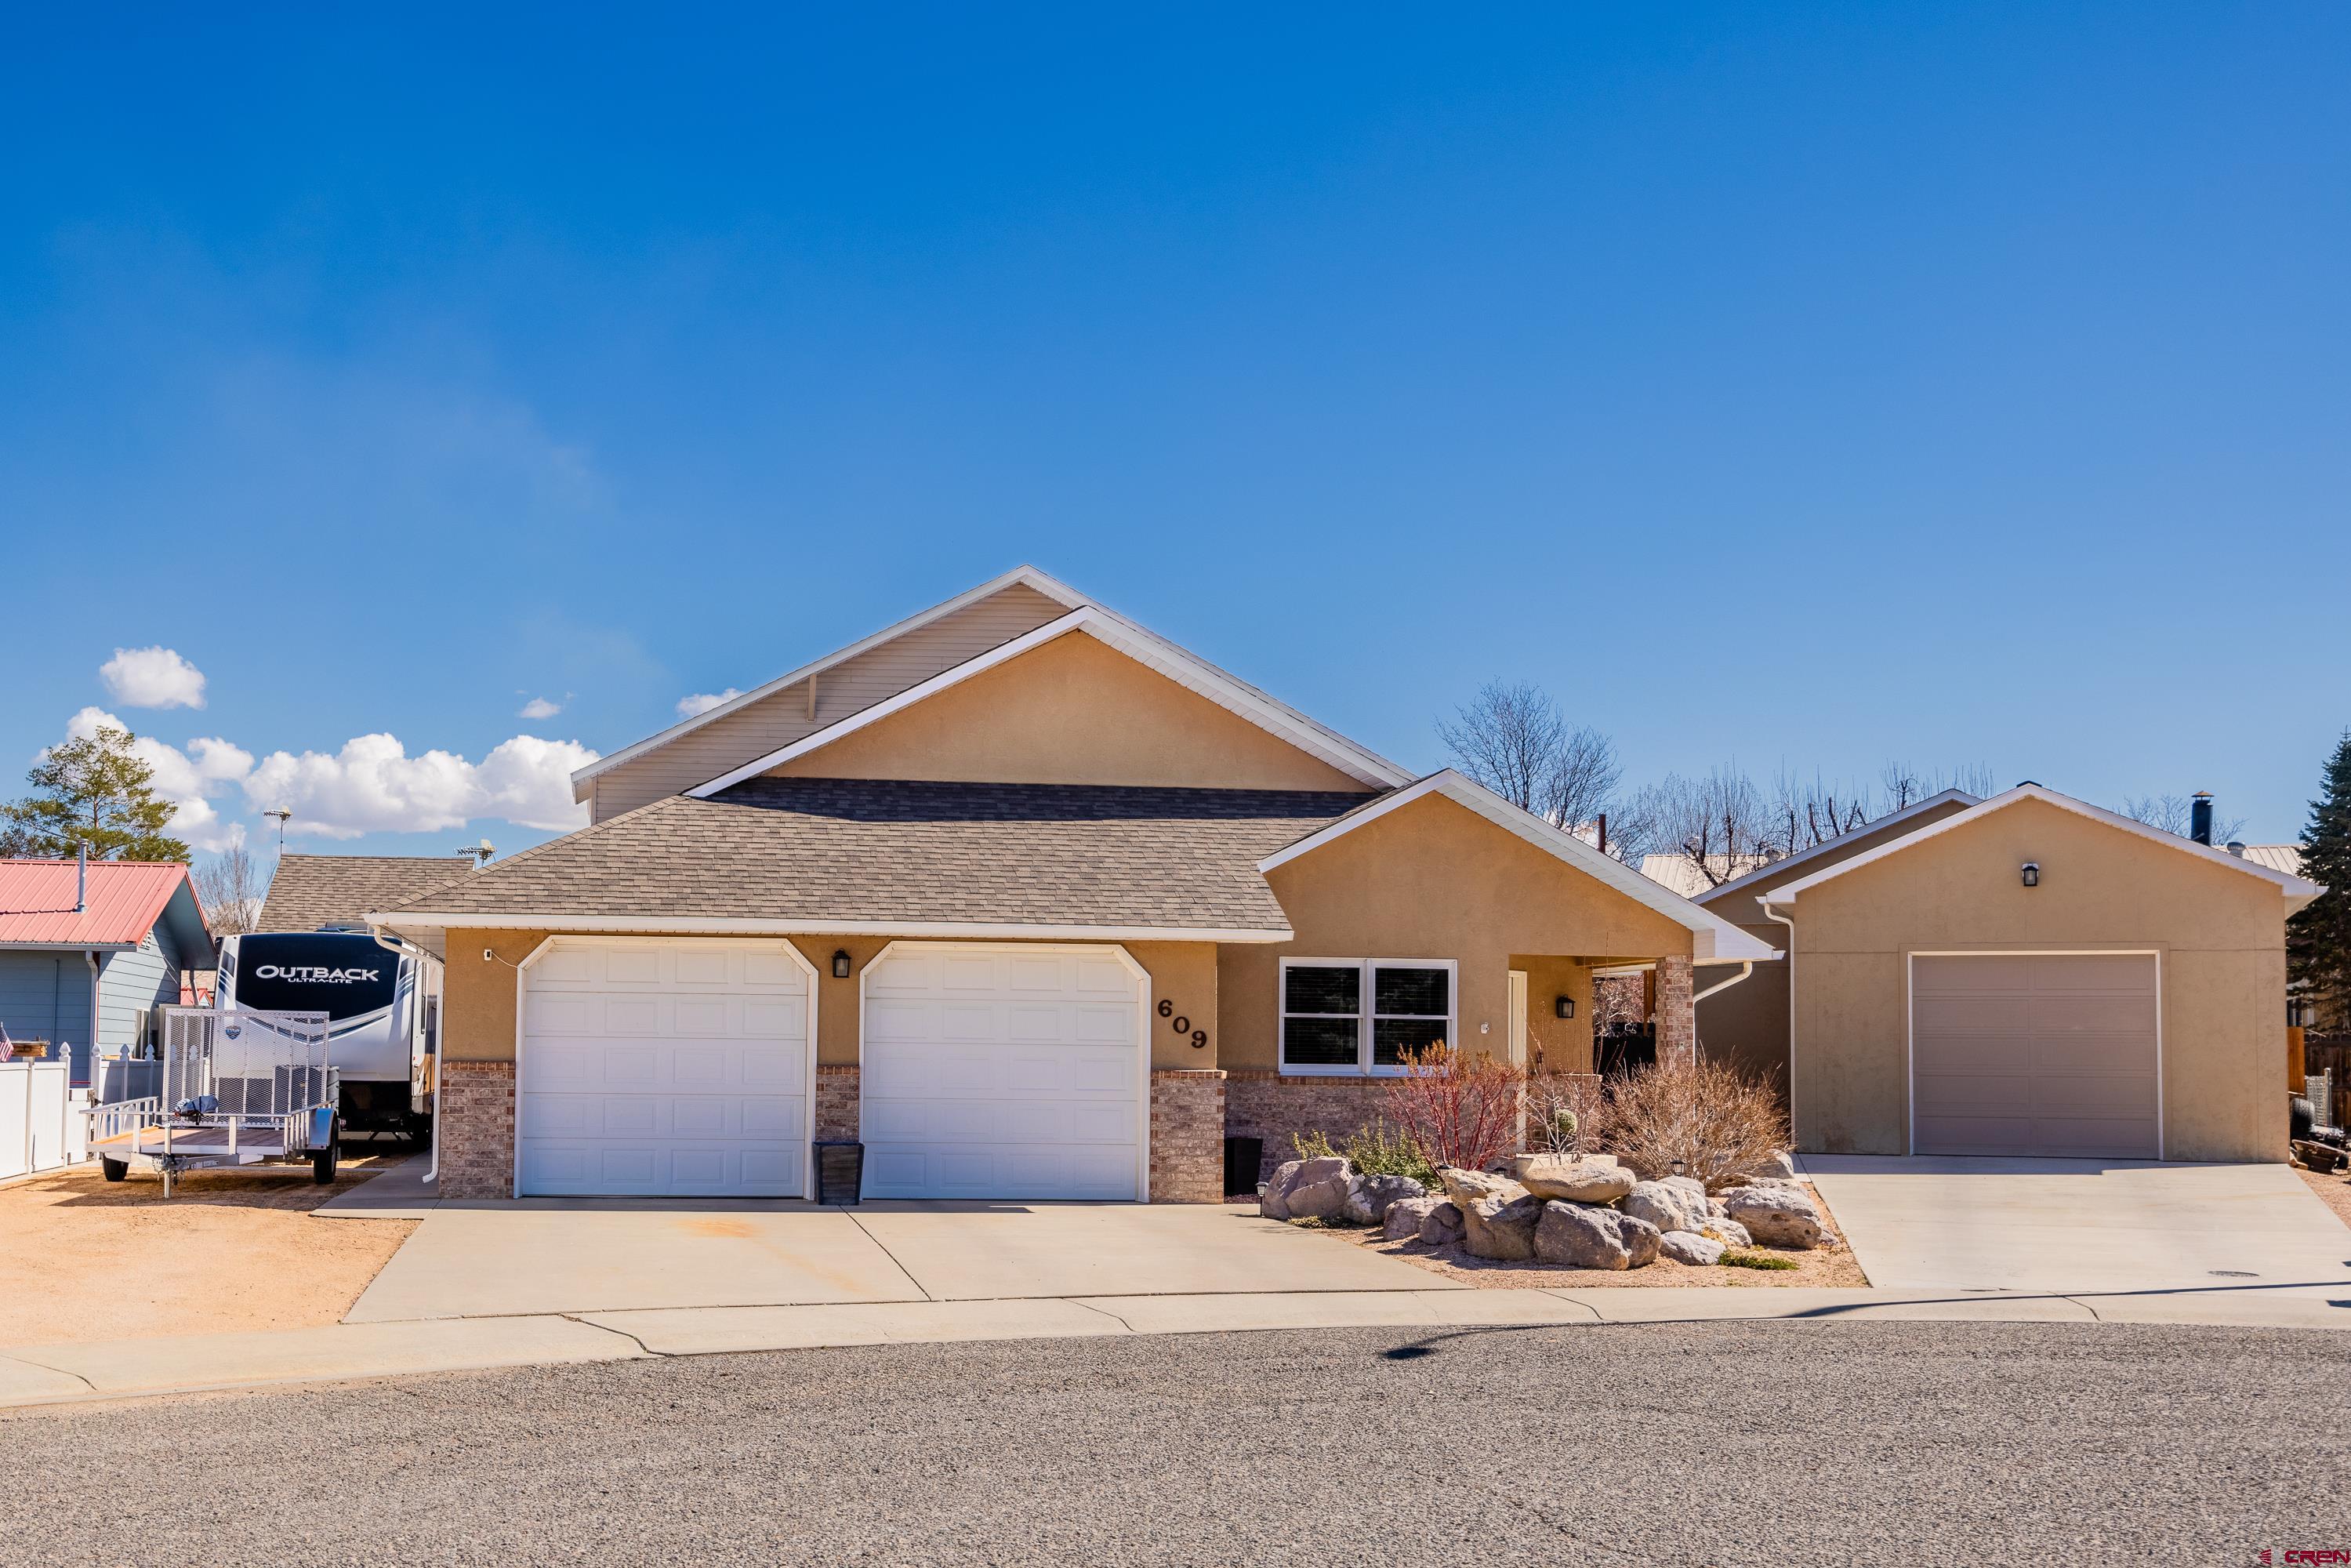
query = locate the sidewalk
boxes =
[5,1279,2346,1413]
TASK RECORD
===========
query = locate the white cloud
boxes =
[241,732,596,840]
[677,688,742,719]
[518,696,563,720]
[43,706,595,848]
[100,646,208,710]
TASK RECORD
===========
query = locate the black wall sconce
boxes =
[2020,862,2040,888]
[1555,996,1575,1020]
[832,949,852,978]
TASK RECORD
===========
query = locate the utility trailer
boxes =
[86,1007,341,1197]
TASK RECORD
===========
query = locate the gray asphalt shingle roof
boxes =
[259,854,479,933]
[384,778,1373,932]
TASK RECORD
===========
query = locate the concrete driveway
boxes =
[1804,1156,2351,1300]
[346,1200,1447,1323]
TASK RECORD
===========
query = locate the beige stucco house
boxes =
[1692,785,2319,1163]
[374,568,1772,1202]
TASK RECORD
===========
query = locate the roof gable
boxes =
[574,567,1085,805]
[1763,783,2322,909]
[687,605,1413,797]
[1257,771,1777,962]
[1690,789,1980,907]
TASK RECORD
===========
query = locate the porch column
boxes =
[1655,954,1695,1066]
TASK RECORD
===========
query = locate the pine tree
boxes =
[2289,731,2351,1031]
[0,724,190,862]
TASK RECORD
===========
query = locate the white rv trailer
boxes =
[214,928,439,1138]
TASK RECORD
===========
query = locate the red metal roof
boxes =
[0,860,199,947]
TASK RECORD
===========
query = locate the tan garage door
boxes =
[1911,953,2159,1159]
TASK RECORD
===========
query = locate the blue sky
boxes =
[2,5,2344,861]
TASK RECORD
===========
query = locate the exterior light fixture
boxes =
[2021,862,2040,888]
[1555,996,1575,1020]
[832,949,852,979]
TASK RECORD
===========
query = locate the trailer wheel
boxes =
[312,1134,340,1185]
[101,1157,129,1183]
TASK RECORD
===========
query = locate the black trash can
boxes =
[1222,1135,1263,1198]
[814,1141,865,1205]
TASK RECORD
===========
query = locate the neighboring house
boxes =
[1694,786,2318,1163]
[259,853,478,939]
[1638,853,1774,900]
[376,566,1772,1202]
[0,860,212,1083]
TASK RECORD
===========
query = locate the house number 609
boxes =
[1156,997,1208,1050]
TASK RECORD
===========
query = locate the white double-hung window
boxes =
[1278,958,1457,1076]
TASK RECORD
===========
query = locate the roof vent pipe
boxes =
[75,841,85,914]
[2190,791,2214,846]
[2226,840,2247,857]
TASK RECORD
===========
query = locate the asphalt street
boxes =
[7,1320,2346,1566]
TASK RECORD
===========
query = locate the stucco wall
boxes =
[1221,794,1694,1075]
[441,928,1218,1073]
[1691,796,1974,1090]
[1787,797,2293,1162]
[767,630,1377,793]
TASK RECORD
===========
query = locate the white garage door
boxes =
[861,942,1144,1200]
[519,939,812,1197]
[1911,952,2160,1159]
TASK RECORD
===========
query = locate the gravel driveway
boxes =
[6,1320,2346,1565]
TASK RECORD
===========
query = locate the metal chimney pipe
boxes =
[2190,791,2214,846]
[75,841,86,913]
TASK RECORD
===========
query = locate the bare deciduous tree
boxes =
[192,845,270,936]
[1614,766,1776,887]
[1436,681,1621,831]
[2120,793,2247,844]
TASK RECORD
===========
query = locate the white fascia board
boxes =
[369,912,1293,943]
[1257,769,1780,963]
[685,606,1413,798]
[1765,783,2325,908]
[570,565,1089,797]
[1693,789,1981,906]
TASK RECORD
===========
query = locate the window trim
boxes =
[1278,956,1458,1077]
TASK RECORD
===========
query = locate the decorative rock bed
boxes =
[1257,1151,1830,1271]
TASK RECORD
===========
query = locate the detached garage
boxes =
[1763,785,2320,1163]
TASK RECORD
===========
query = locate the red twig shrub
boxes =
[1381,1044,1526,1173]
[1594,1055,1789,1191]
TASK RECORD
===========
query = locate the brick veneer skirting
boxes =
[1148,1069,1227,1203]
[815,1065,859,1142]
[1224,1071,1395,1185]
[438,1059,516,1200]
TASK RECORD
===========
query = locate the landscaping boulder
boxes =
[1460,1193,1546,1261]
[1719,1184,1827,1249]
[1344,1173,1428,1226]
[1503,1153,1636,1204]
[1624,1178,1709,1236]
[1420,1200,1465,1246]
[1729,1151,1798,1185]
[1533,1203,1660,1269]
[1660,1231,1725,1267]
[1384,1194,1444,1241]
[1261,1156,1354,1222]
[1695,1216,1752,1249]
[1439,1167,1528,1207]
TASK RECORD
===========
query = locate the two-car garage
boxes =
[517,938,1147,1200]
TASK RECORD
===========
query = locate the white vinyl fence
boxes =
[1,1061,89,1182]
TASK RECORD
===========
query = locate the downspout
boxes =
[1683,960,1755,1067]
[1761,897,1797,1146]
[1691,961,1754,1007]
